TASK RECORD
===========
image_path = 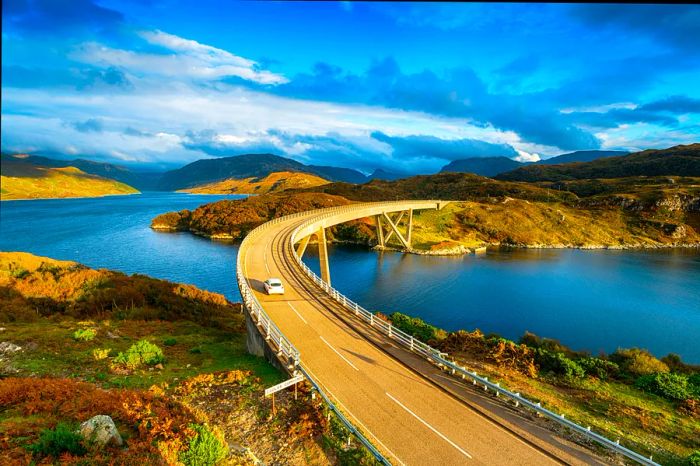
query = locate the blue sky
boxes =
[2,1,699,173]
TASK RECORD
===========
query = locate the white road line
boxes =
[320,335,359,371]
[302,364,406,466]
[288,302,307,324]
[264,250,271,275]
[386,392,473,460]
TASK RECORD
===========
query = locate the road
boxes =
[241,203,608,466]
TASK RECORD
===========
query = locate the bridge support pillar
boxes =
[382,211,411,250]
[296,235,310,258]
[407,209,413,248]
[317,227,331,285]
[374,215,385,248]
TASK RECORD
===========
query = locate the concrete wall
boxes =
[244,306,293,375]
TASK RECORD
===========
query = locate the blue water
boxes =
[302,244,700,363]
[1,193,699,362]
[0,193,244,301]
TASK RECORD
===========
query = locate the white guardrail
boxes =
[239,202,660,466]
[236,206,391,465]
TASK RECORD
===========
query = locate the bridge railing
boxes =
[286,202,659,466]
[236,209,392,465]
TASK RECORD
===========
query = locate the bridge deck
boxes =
[241,203,607,466]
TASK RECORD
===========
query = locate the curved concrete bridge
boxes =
[237,201,620,466]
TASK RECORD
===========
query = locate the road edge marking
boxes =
[386,392,473,460]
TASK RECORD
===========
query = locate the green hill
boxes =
[3,153,163,190]
[497,144,700,182]
[1,155,139,200]
[157,153,367,190]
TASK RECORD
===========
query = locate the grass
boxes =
[4,318,282,389]
[1,161,139,200]
[407,199,700,250]
[181,171,330,194]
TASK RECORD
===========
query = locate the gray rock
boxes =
[0,342,22,354]
[79,415,123,447]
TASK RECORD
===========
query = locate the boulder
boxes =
[79,415,123,447]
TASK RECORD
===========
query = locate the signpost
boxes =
[265,375,304,415]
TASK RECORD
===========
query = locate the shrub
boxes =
[73,328,97,341]
[179,424,228,466]
[28,422,86,457]
[635,372,691,401]
[163,338,178,346]
[610,348,669,377]
[688,373,700,395]
[389,312,446,342]
[661,353,700,374]
[520,331,569,353]
[113,340,165,369]
[92,348,111,361]
[578,357,620,380]
[535,349,585,380]
[685,451,700,466]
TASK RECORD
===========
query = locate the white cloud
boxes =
[71,30,288,85]
[513,149,540,162]
[2,74,573,170]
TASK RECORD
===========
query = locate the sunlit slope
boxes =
[1,160,139,200]
[179,171,330,194]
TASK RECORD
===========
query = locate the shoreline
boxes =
[1,191,141,202]
[151,226,700,254]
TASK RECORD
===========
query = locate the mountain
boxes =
[440,156,523,177]
[1,155,139,200]
[537,150,628,165]
[368,168,410,181]
[157,153,369,190]
[496,144,700,182]
[3,153,162,190]
[307,165,368,184]
[180,171,330,194]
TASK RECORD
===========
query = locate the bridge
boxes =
[237,200,657,466]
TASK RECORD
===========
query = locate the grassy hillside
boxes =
[497,144,700,182]
[1,157,139,200]
[0,252,369,465]
[297,172,578,203]
[408,199,700,250]
[3,153,162,190]
[180,171,330,194]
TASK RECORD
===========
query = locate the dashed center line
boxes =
[288,302,307,324]
[386,392,473,460]
[320,336,359,371]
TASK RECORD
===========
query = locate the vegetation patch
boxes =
[384,312,700,463]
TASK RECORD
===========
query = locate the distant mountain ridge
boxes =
[157,153,368,190]
[537,150,628,165]
[368,168,410,181]
[441,156,522,177]
[496,144,700,182]
[3,153,162,190]
[439,150,627,177]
